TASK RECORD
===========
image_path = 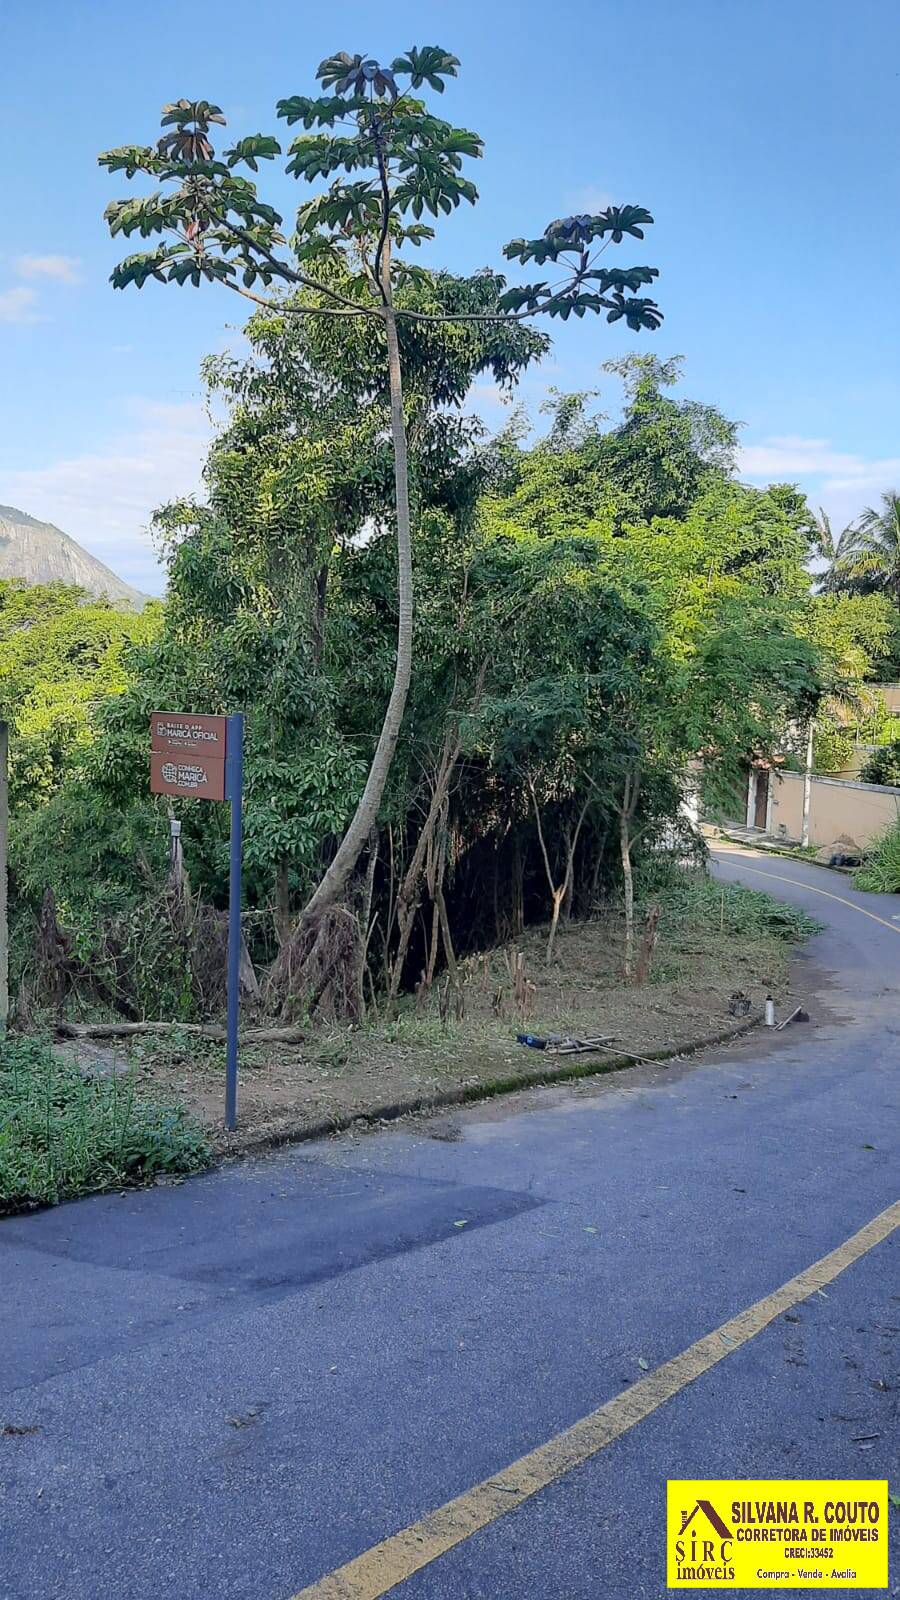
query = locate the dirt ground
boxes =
[57,906,799,1152]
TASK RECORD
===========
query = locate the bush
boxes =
[813,723,854,775]
[859,740,900,788]
[855,820,900,893]
[0,1035,210,1211]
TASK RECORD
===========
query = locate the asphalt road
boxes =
[1,846,898,1599]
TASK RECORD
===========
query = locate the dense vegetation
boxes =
[2,43,896,1225]
[4,41,898,1032]
[6,344,882,1018]
[0,581,159,810]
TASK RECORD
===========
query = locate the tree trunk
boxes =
[274,862,291,947]
[620,805,635,982]
[422,824,442,990]
[166,807,188,903]
[512,829,524,935]
[57,1019,309,1044]
[388,733,460,1004]
[546,887,565,966]
[529,785,589,967]
[239,927,261,1000]
[634,902,661,985]
[431,821,459,990]
[356,830,378,1018]
[547,814,585,963]
[301,243,412,922]
[435,886,457,979]
[425,897,441,989]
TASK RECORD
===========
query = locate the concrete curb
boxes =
[213,1011,762,1162]
[717,834,857,875]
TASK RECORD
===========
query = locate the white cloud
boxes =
[16,254,82,285]
[738,434,900,529]
[564,185,614,215]
[0,398,213,594]
[466,380,512,417]
[0,286,41,325]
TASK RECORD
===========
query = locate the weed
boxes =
[855,820,900,893]
[306,1035,352,1072]
[0,1035,210,1211]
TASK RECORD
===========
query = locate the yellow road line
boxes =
[289,1199,900,1600]
[711,850,900,934]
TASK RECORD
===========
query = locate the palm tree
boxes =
[842,491,900,601]
[812,506,858,592]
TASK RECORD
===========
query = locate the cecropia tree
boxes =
[100,45,663,925]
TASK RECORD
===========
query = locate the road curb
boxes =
[213,1011,762,1161]
[716,835,857,875]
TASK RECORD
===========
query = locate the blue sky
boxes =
[1,0,898,593]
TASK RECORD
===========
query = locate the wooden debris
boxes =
[774,1005,809,1030]
[55,1019,308,1044]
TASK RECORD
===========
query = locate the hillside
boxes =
[0,505,146,607]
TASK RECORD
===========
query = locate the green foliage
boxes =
[812,507,859,594]
[0,1035,209,1211]
[482,371,820,791]
[20,126,830,1017]
[9,787,203,1016]
[804,593,900,688]
[813,722,855,774]
[0,581,158,810]
[12,783,168,934]
[99,44,661,335]
[15,342,827,998]
[855,819,900,892]
[459,530,668,819]
[856,701,898,745]
[483,356,738,534]
[859,739,900,787]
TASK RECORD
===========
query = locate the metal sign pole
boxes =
[224,713,244,1131]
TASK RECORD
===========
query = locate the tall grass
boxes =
[855,820,900,894]
[638,863,823,942]
[0,1036,210,1212]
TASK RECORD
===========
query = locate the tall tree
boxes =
[100,46,662,925]
[812,506,859,593]
[837,491,900,600]
[92,267,543,937]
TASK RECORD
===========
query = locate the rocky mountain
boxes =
[0,505,146,607]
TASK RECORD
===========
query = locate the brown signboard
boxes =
[150,749,227,801]
[150,712,227,757]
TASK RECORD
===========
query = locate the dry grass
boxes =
[87,891,801,1148]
